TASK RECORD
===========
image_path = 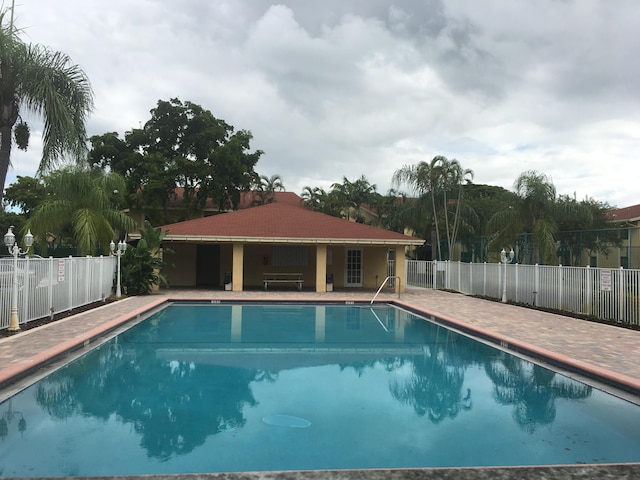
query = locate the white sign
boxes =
[600,269,612,291]
[58,260,65,282]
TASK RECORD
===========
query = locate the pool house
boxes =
[139,200,424,292]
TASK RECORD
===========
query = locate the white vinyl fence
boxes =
[406,260,640,327]
[0,256,117,331]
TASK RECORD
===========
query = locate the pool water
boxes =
[1,303,640,477]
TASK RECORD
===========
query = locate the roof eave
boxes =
[150,234,423,246]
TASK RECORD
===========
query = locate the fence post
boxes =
[85,256,91,305]
[514,263,519,304]
[48,256,54,315]
[619,266,625,323]
[558,264,563,311]
[432,260,437,289]
[483,262,487,297]
[22,256,30,322]
[99,255,104,301]
[585,265,592,316]
[68,256,73,311]
[534,264,539,307]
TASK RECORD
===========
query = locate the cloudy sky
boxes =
[9,0,640,207]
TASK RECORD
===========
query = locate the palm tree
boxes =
[438,158,474,259]
[252,174,285,205]
[487,170,558,264]
[393,156,473,260]
[330,175,376,222]
[26,166,135,255]
[301,185,342,217]
[0,9,94,194]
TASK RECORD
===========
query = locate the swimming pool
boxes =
[1,302,640,477]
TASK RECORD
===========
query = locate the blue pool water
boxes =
[1,303,640,477]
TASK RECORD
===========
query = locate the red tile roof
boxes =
[158,202,423,245]
[166,188,303,210]
[608,203,640,222]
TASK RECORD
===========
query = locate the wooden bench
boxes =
[263,273,304,291]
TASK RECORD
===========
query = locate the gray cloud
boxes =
[7,0,639,208]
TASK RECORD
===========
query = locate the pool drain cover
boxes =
[262,414,311,428]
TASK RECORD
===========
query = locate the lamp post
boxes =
[3,226,34,332]
[500,248,515,303]
[110,239,127,298]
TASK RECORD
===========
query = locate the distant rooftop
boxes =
[608,203,640,222]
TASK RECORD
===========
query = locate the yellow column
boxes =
[315,244,327,292]
[395,246,406,293]
[232,242,244,291]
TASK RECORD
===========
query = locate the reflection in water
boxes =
[390,327,472,422]
[0,400,27,440]
[485,353,592,433]
[2,304,636,476]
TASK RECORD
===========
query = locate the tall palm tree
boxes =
[26,166,135,255]
[394,156,472,260]
[0,9,94,194]
[439,158,474,259]
[394,159,437,258]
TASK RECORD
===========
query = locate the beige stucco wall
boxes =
[165,243,197,286]
[163,241,410,291]
[242,244,319,289]
[362,246,390,289]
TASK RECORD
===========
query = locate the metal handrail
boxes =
[370,275,402,304]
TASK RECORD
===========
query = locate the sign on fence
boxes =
[58,260,65,282]
[600,269,612,291]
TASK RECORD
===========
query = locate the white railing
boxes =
[0,256,117,331]
[406,260,640,327]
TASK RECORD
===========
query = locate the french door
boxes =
[345,248,363,287]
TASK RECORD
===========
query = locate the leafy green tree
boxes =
[26,166,135,255]
[88,99,263,223]
[0,9,94,193]
[460,183,516,261]
[370,189,411,233]
[2,175,46,215]
[88,131,144,200]
[555,196,621,265]
[121,223,172,295]
[0,209,24,247]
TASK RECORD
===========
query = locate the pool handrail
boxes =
[371,276,401,304]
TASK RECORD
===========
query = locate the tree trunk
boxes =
[0,124,13,197]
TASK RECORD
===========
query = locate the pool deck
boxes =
[1,286,640,480]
